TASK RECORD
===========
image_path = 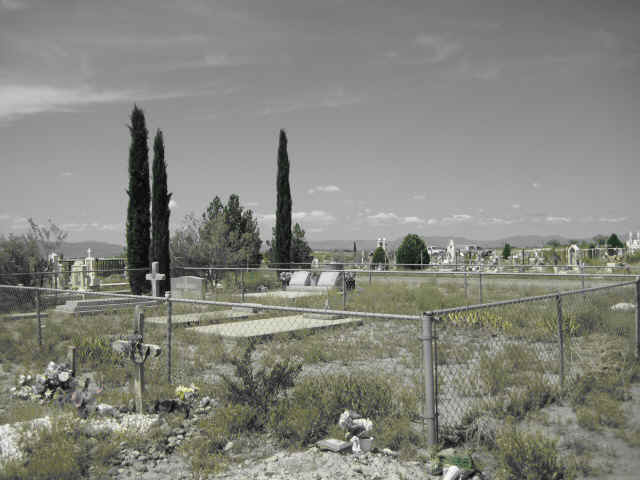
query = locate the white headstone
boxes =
[289,271,311,287]
[567,244,580,267]
[170,276,204,297]
[317,271,342,287]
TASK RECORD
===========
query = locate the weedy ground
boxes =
[0,275,638,479]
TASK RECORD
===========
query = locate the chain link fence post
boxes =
[165,291,173,384]
[68,346,76,377]
[636,277,640,360]
[36,287,42,348]
[464,270,468,299]
[241,269,245,303]
[556,294,565,388]
[580,263,585,290]
[342,272,346,309]
[421,313,437,446]
[369,266,372,285]
[479,271,483,303]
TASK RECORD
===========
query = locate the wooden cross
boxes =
[112,306,161,413]
[146,261,166,297]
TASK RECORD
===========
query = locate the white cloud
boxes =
[512,204,520,209]
[262,88,362,116]
[412,194,426,201]
[532,182,541,189]
[441,214,473,225]
[0,84,207,121]
[60,172,73,177]
[365,212,425,226]
[414,34,461,63]
[0,85,133,120]
[259,210,336,229]
[427,218,438,225]
[61,222,121,232]
[308,185,341,195]
[545,216,571,224]
[0,213,10,221]
[598,216,628,223]
[168,199,177,210]
[1,0,27,10]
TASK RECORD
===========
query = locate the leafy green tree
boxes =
[607,233,624,255]
[170,194,261,269]
[0,234,43,286]
[502,243,512,259]
[395,234,429,269]
[371,246,387,268]
[291,223,313,268]
[274,130,291,270]
[151,129,172,296]
[126,105,151,294]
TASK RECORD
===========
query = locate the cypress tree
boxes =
[151,129,172,296]
[126,105,151,294]
[274,130,292,270]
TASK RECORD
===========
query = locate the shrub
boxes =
[270,373,417,449]
[220,339,302,429]
[395,234,429,269]
[371,246,387,268]
[0,416,119,480]
[495,421,571,480]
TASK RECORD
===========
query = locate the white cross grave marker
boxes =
[146,261,166,297]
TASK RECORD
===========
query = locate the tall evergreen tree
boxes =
[274,130,292,270]
[151,129,172,296]
[126,105,151,294]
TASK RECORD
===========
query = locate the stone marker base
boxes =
[55,297,158,314]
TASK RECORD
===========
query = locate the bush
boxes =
[396,234,429,269]
[270,373,418,450]
[371,247,387,268]
[0,416,119,480]
[495,421,571,479]
[220,339,302,429]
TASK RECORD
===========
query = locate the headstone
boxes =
[289,271,311,287]
[71,260,86,290]
[567,244,580,269]
[317,271,343,287]
[170,276,205,297]
[85,249,100,289]
[146,261,166,297]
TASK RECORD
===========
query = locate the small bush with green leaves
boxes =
[220,339,302,429]
[0,416,119,480]
[269,373,419,450]
[495,421,571,480]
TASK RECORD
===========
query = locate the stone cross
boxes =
[112,307,161,414]
[146,261,166,297]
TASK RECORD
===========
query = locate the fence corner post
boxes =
[165,291,172,384]
[556,294,565,388]
[635,277,640,360]
[421,313,437,446]
[67,346,76,377]
[36,287,42,349]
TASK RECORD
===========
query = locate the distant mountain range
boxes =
[309,235,590,251]
[58,241,124,259]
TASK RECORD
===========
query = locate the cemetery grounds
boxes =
[0,271,639,479]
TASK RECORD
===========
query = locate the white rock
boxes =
[610,302,636,312]
[58,371,71,383]
[443,465,461,480]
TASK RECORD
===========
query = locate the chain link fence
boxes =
[1,276,638,446]
[424,280,638,444]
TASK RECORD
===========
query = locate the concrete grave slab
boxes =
[190,314,362,338]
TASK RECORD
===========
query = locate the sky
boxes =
[1,0,638,245]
